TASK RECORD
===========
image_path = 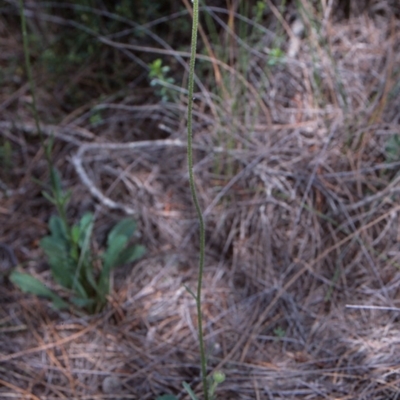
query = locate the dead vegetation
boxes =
[1,1,400,399]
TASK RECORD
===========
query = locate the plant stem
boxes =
[19,0,51,171]
[19,1,40,139]
[19,0,71,238]
[187,1,208,400]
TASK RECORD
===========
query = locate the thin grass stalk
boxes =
[18,0,70,232]
[187,1,209,399]
[19,0,52,185]
[19,0,41,145]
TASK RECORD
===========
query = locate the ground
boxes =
[1,1,400,399]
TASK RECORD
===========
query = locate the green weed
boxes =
[156,372,226,400]
[156,0,225,399]
[12,0,145,314]
[184,0,209,397]
[385,134,400,162]
[267,47,285,66]
[274,326,286,339]
[11,168,145,314]
[148,58,176,102]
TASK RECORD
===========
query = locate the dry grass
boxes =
[1,1,400,399]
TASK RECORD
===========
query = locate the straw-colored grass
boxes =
[1,1,400,399]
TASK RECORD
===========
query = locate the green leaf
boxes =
[45,136,55,160]
[182,382,199,400]
[71,273,90,299]
[114,244,145,268]
[97,274,109,301]
[69,242,79,262]
[50,167,63,197]
[156,396,178,400]
[9,271,68,309]
[71,225,80,244]
[48,215,68,241]
[107,218,136,247]
[83,261,99,293]
[184,284,197,300]
[70,296,96,308]
[59,190,72,208]
[103,235,128,271]
[40,236,74,288]
[42,190,57,205]
[70,212,94,295]
[78,212,94,248]
[149,58,162,78]
[385,134,400,162]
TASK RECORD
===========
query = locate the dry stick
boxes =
[21,305,76,396]
[0,120,93,144]
[346,305,400,312]
[72,140,188,215]
[0,378,41,400]
[71,139,235,216]
[266,0,295,39]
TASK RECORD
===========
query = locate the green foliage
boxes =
[267,47,285,66]
[11,212,144,313]
[11,163,144,314]
[15,0,144,315]
[156,372,226,400]
[157,2,228,399]
[253,1,267,22]
[186,0,209,398]
[9,271,69,309]
[89,110,103,126]
[274,326,286,339]
[182,382,199,400]
[157,396,178,400]
[148,58,176,102]
[385,134,400,162]
[37,1,177,75]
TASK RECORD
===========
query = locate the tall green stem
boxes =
[187,1,208,399]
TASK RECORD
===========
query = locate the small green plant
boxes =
[157,1,226,399]
[274,326,286,339]
[253,1,267,24]
[148,58,176,102]
[13,0,145,314]
[11,163,144,314]
[267,47,285,66]
[89,109,103,126]
[385,134,400,162]
[11,195,145,313]
[156,372,226,400]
